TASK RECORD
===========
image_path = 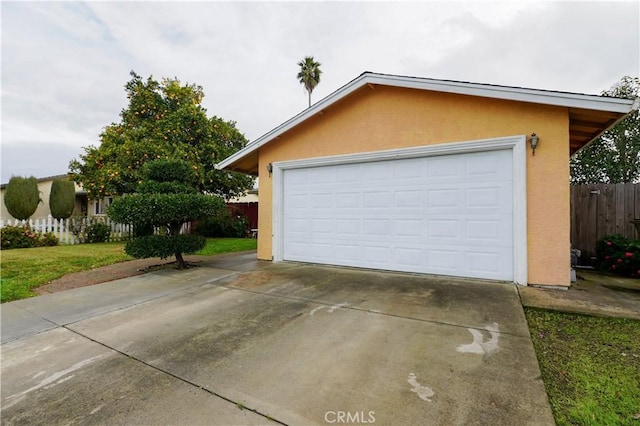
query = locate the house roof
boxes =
[216,72,636,175]
[0,173,71,189]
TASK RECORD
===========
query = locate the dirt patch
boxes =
[34,256,206,295]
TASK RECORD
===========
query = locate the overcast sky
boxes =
[1,1,638,183]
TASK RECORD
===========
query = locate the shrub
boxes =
[124,234,206,260]
[49,179,75,219]
[39,232,59,247]
[4,176,40,220]
[1,225,59,250]
[86,223,111,243]
[133,223,155,238]
[595,234,640,278]
[108,159,224,269]
[193,208,248,238]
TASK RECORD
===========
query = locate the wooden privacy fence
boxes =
[570,183,640,263]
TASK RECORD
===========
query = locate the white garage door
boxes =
[281,149,514,281]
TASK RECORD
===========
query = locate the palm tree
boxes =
[297,56,322,107]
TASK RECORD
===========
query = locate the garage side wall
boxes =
[258,86,570,286]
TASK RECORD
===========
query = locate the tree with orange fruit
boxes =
[69,71,253,200]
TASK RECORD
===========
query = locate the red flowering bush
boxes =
[0,225,59,250]
[595,234,640,278]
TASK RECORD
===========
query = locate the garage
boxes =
[275,140,521,281]
[217,72,634,287]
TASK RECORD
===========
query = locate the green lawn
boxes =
[526,308,640,426]
[0,238,256,303]
[196,238,257,256]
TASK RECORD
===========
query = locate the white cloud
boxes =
[1,1,638,183]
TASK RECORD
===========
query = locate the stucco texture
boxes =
[257,85,570,287]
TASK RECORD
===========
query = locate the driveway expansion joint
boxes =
[62,325,288,426]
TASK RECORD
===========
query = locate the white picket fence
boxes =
[0,215,193,245]
[0,215,132,245]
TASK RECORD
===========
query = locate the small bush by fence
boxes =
[0,215,193,247]
[0,215,132,245]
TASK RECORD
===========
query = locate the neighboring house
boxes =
[0,174,86,221]
[216,72,635,288]
[0,174,112,221]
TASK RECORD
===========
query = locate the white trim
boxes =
[272,135,528,285]
[216,72,634,171]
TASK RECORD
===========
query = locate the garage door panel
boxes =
[394,219,423,237]
[309,167,336,184]
[334,244,360,262]
[395,190,422,207]
[465,151,510,178]
[426,219,460,239]
[426,189,460,209]
[394,158,425,179]
[282,150,514,281]
[336,218,360,235]
[336,166,360,182]
[467,251,502,274]
[362,245,391,264]
[426,156,462,179]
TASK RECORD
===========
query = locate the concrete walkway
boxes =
[2,254,554,425]
[519,268,640,320]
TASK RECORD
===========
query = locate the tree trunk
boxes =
[170,222,187,269]
[175,251,187,270]
[308,91,311,108]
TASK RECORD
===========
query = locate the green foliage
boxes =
[571,76,640,184]
[1,225,59,250]
[194,209,248,238]
[133,223,155,238]
[137,159,198,194]
[595,234,640,277]
[109,193,224,228]
[86,223,112,243]
[49,179,76,219]
[108,159,226,268]
[124,234,206,260]
[69,71,253,199]
[3,176,40,220]
[297,56,322,107]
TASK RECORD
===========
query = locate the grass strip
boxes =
[525,308,640,426]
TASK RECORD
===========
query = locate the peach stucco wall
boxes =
[257,85,570,286]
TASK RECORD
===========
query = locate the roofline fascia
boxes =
[216,72,635,170]
[366,74,635,113]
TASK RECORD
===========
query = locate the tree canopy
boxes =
[570,76,640,184]
[108,159,225,269]
[69,71,253,199]
[4,176,40,220]
[297,56,322,107]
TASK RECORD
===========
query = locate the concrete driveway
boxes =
[1,253,553,425]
